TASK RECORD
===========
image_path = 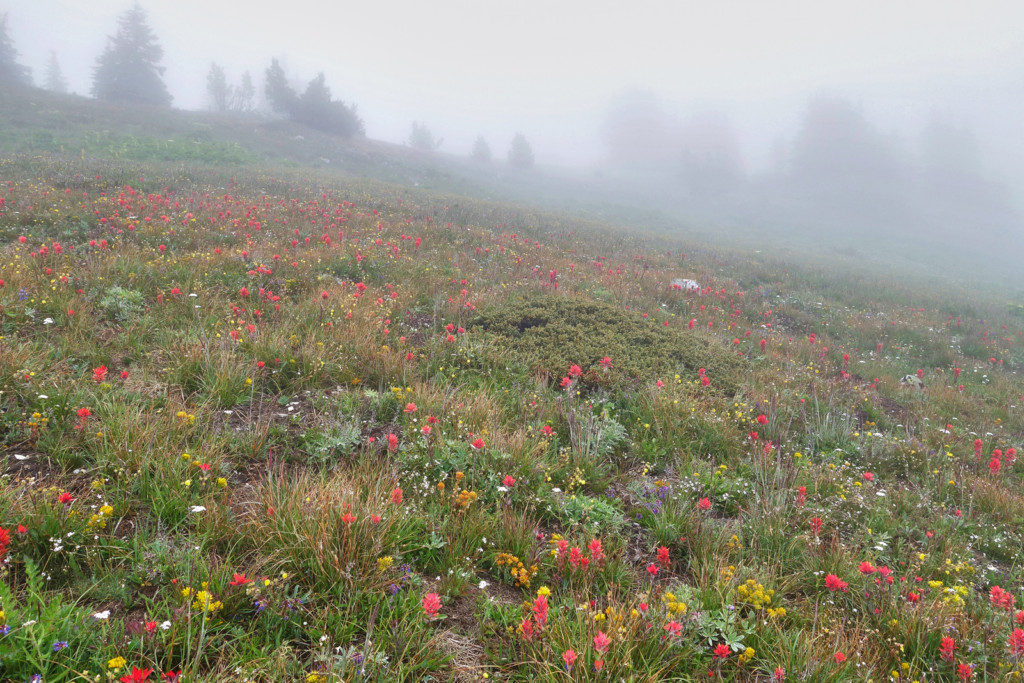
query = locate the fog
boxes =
[5,0,1024,264]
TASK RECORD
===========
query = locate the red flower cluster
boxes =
[991,585,1016,611]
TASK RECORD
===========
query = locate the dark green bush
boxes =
[472,295,740,391]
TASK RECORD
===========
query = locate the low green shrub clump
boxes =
[473,295,740,391]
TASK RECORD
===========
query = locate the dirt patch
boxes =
[402,310,435,346]
[876,394,911,422]
[2,447,62,481]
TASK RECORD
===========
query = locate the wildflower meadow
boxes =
[1,146,1024,681]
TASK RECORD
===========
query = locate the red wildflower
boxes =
[532,594,549,628]
[825,574,849,592]
[1010,628,1024,656]
[562,649,577,670]
[939,636,956,662]
[229,573,251,586]
[697,497,711,511]
[92,365,108,382]
[713,643,730,659]
[657,545,670,568]
[470,438,485,449]
[422,592,441,617]
[593,631,610,652]
[57,491,74,504]
[391,487,403,505]
[502,475,516,488]
[990,585,1016,611]
[119,667,154,683]
[834,652,846,664]
[956,663,973,681]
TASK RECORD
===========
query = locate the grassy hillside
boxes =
[5,87,1022,293]
[1,101,1024,681]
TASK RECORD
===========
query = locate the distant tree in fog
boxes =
[206,63,230,112]
[0,13,31,86]
[294,72,364,138]
[232,71,255,112]
[471,135,492,163]
[678,112,743,197]
[919,116,1017,236]
[788,96,907,217]
[263,62,362,137]
[408,122,442,151]
[507,133,534,169]
[91,4,171,106]
[602,89,678,169]
[44,51,68,93]
[264,58,297,116]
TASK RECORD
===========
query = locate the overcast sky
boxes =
[6,0,1024,171]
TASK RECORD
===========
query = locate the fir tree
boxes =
[44,51,68,93]
[507,133,534,169]
[0,13,30,86]
[91,4,172,106]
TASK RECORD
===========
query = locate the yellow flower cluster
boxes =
[378,556,394,572]
[455,489,478,509]
[182,584,223,614]
[738,647,755,664]
[495,552,538,588]
[941,584,969,608]
[735,579,774,610]
[662,591,688,615]
[566,467,587,493]
[87,503,115,530]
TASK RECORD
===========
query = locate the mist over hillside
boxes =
[2,1,1024,285]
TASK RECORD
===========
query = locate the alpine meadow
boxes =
[2,3,1024,682]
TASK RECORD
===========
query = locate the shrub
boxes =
[98,285,145,323]
[472,295,740,391]
[302,422,361,466]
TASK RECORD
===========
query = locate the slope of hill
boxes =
[1,96,1024,681]
[4,87,1023,292]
